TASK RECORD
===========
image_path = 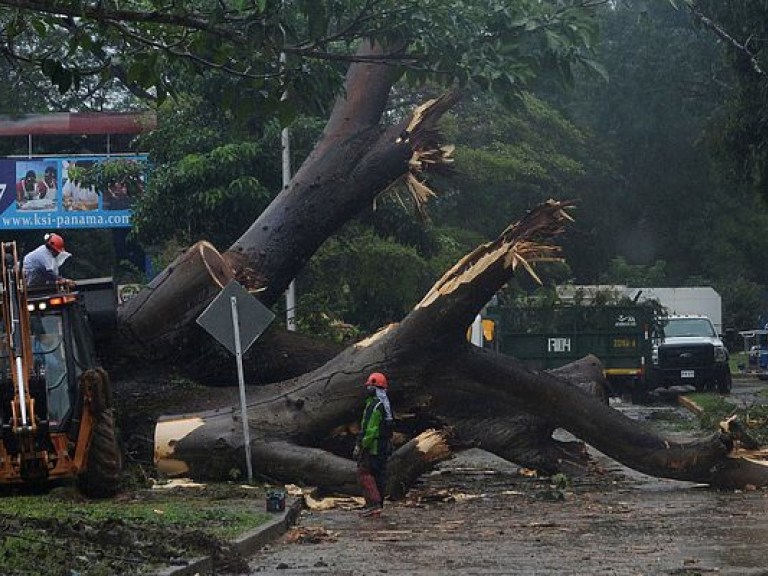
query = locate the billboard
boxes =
[0,155,147,230]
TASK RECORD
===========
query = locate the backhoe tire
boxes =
[77,407,122,498]
[76,370,121,498]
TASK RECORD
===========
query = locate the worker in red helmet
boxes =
[353,371,394,517]
[22,233,74,288]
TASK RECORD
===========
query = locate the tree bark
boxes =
[118,240,232,359]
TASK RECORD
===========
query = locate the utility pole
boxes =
[281,49,297,331]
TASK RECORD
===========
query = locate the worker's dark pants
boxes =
[357,452,388,507]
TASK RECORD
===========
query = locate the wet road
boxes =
[245,378,768,576]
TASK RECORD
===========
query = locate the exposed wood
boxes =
[118,240,233,358]
[386,430,453,499]
[678,395,704,416]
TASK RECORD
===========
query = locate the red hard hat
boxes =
[366,372,388,389]
[45,233,65,253]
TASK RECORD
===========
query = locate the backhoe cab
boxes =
[0,242,121,496]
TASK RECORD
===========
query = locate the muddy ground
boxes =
[245,379,768,576]
[5,372,767,575]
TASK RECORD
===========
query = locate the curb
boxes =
[156,496,304,576]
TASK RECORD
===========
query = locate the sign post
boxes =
[197,280,275,484]
[229,296,253,483]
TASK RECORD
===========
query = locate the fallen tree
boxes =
[101,42,768,494]
[150,201,768,492]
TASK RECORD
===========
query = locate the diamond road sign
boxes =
[196,280,275,356]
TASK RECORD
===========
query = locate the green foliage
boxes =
[114,259,146,284]
[130,93,327,255]
[73,157,147,198]
[536,472,570,501]
[550,0,768,327]
[689,1,768,203]
[678,392,768,449]
[599,257,669,287]
[434,91,596,238]
[559,1,726,283]
[716,276,768,331]
[299,224,435,334]
[0,1,602,117]
[133,141,272,248]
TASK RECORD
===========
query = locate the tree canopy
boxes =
[2,0,768,333]
[0,0,603,114]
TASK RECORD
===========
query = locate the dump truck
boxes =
[488,301,657,400]
[0,242,121,496]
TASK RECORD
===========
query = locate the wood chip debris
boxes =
[410,488,485,504]
[284,526,339,544]
[304,494,365,511]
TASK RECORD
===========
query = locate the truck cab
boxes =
[649,315,731,394]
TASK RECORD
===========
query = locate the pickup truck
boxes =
[648,315,732,394]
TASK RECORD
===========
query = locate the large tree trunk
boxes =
[118,41,454,360]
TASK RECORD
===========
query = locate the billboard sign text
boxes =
[0,155,147,230]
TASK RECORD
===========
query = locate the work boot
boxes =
[359,504,382,517]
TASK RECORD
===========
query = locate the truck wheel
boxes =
[77,408,122,498]
[717,371,733,395]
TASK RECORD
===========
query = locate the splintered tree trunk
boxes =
[118,240,232,358]
[118,41,456,360]
[151,203,768,492]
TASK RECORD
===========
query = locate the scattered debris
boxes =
[304,494,365,511]
[284,527,338,544]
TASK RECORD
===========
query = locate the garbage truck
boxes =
[487,300,658,400]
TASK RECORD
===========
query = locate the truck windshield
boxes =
[663,318,716,338]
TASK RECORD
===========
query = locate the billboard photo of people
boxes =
[15,160,57,211]
[0,154,147,229]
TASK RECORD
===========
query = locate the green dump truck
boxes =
[488,302,656,399]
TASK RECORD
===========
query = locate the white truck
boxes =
[649,314,732,394]
[556,285,729,397]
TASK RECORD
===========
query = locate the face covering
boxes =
[366,386,377,395]
[374,388,393,421]
[55,251,71,267]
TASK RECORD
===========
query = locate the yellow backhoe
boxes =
[0,242,121,496]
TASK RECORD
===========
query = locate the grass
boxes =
[0,482,276,576]
[645,407,698,434]
[731,351,748,374]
